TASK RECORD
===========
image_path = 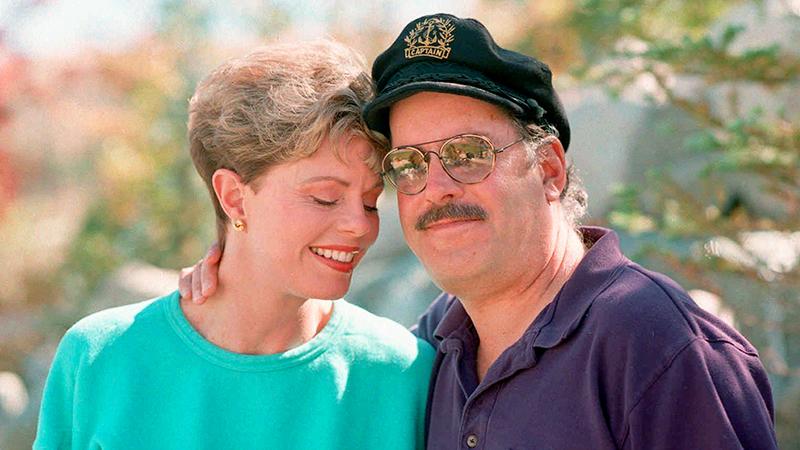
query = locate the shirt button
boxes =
[466,434,479,448]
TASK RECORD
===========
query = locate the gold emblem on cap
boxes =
[404,17,455,60]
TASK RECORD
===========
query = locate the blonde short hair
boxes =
[188,40,387,245]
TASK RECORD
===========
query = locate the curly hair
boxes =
[513,120,588,228]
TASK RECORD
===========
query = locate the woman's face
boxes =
[238,135,383,301]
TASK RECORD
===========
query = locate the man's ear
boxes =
[538,138,567,203]
[212,169,246,222]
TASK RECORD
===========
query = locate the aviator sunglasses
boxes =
[381,134,525,195]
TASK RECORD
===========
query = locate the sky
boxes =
[0,0,479,58]
[1,0,158,56]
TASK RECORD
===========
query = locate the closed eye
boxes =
[312,197,338,206]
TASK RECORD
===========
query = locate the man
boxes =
[183,14,778,449]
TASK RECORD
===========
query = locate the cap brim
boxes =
[364,83,526,138]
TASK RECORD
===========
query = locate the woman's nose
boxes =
[337,201,374,238]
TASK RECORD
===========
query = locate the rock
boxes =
[0,371,28,419]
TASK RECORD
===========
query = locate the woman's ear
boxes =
[538,138,567,203]
[212,169,246,222]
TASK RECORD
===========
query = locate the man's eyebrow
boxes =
[393,131,496,148]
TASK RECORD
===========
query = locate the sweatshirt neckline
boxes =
[163,291,347,372]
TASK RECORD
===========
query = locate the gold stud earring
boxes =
[233,219,246,232]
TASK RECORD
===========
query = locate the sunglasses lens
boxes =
[441,136,495,183]
[383,148,427,194]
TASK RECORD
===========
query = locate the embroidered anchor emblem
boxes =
[404,17,455,60]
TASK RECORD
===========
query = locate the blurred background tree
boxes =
[551,0,800,443]
[0,0,797,447]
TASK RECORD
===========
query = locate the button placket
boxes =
[460,390,494,449]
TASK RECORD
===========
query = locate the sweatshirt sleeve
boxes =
[622,338,778,450]
[33,329,87,450]
[412,339,436,450]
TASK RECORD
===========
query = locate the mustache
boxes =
[415,203,488,230]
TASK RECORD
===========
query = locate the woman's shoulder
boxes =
[60,291,176,357]
[335,300,436,369]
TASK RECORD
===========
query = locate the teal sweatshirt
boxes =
[34,291,435,449]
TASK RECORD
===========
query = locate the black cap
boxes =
[364,13,571,151]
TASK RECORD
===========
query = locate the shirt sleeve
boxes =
[409,292,455,345]
[622,338,778,450]
[33,330,85,450]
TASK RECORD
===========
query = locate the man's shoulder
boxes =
[584,261,758,357]
[572,263,772,434]
[337,301,436,370]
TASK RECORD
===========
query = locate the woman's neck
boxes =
[181,246,333,355]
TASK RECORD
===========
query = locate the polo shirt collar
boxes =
[530,226,627,348]
[431,227,628,351]
[432,295,470,347]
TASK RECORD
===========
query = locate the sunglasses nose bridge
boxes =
[412,148,449,180]
[421,148,442,164]
[423,148,467,190]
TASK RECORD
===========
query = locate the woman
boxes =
[34,41,434,450]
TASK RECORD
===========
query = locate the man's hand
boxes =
[178,243,222,304]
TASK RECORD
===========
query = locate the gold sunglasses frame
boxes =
[381,133,525,195]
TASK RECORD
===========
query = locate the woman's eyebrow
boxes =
[300,176,350,187]
[369,179,385,191]
[301,177,384,191]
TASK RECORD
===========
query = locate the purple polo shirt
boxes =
[414,227,777,449]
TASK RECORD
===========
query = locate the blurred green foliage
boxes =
[548,0,799,444]
[55,2,280,323]
[53,2,314,320]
